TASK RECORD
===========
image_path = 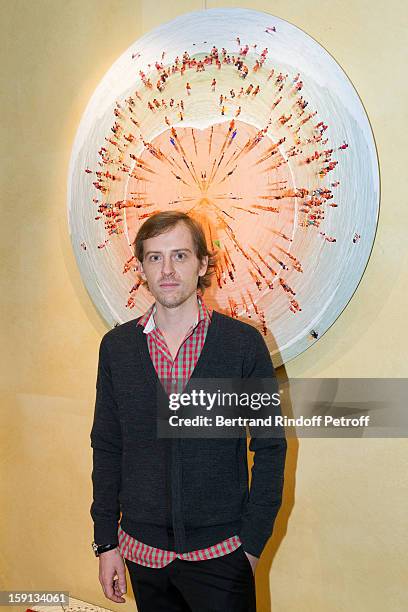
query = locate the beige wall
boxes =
[1,1,407,610]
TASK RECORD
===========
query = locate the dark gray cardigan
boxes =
[90,310,287,557]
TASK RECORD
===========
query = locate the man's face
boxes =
[138,222,208,309]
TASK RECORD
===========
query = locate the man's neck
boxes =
[154,292,200,335]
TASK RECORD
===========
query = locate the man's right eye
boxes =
[149,255,161,262]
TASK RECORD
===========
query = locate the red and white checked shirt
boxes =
[118,293,242,567]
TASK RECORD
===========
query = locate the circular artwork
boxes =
[67,8,379,366]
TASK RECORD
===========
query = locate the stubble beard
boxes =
[155,284,197,309]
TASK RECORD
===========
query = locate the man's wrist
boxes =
[92,541,118,557]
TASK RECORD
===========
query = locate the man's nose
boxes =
[161,256,175,276]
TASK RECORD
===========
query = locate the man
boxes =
[90,211,287,611]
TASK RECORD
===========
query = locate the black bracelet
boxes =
[92,541,118,557]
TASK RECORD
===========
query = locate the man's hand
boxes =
[98,547,127,603]
[244,550,259,575]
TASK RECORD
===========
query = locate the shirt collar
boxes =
[137,294,212,334]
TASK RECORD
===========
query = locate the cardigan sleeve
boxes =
[239,328,287,558]
[90,334,122,545]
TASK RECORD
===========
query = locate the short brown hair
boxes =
[133,211,217,294]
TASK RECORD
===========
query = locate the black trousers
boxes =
[125,546,256,612]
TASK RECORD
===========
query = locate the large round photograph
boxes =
[67,7,379,366]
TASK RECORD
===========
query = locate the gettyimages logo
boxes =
[167,388,281,411]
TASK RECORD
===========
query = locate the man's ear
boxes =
[198,255,209,277]
[137,260,146,281]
